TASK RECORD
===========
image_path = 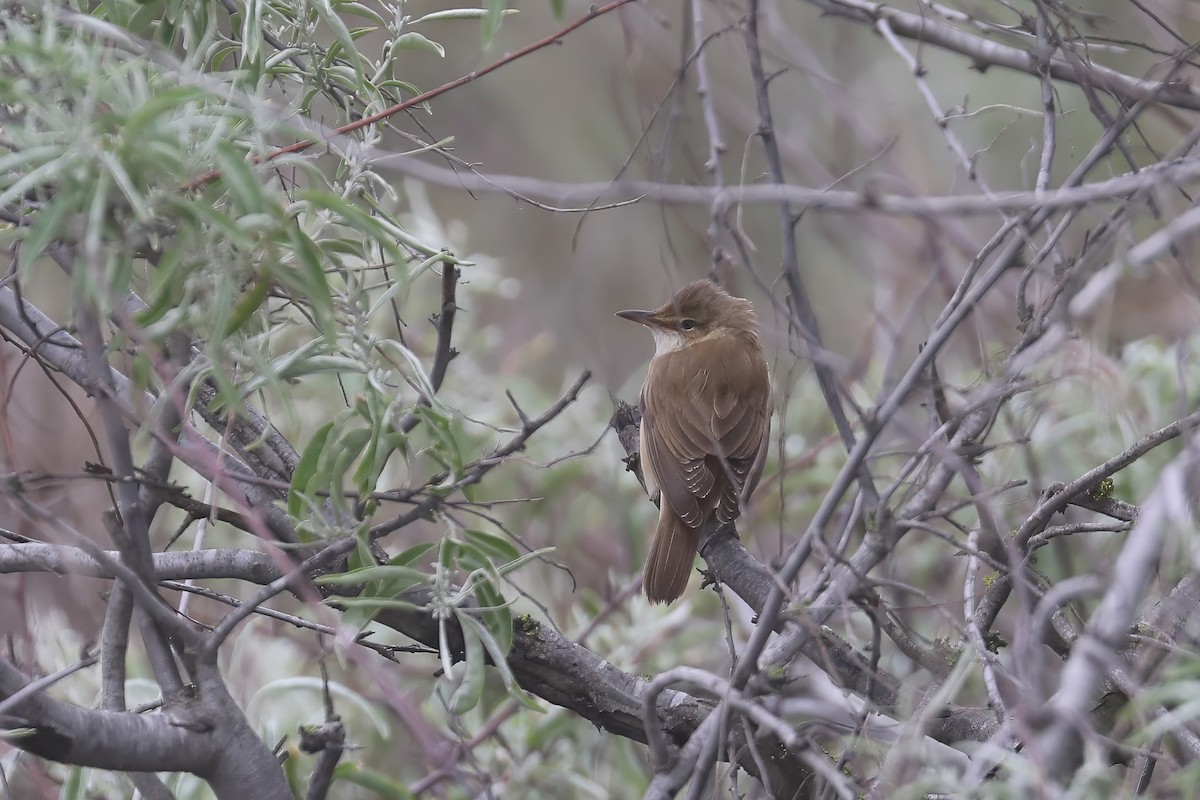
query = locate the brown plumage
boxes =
[617,280,772,604]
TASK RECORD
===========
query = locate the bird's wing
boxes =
[641,341,770,529]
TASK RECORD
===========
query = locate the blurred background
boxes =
[348,0,1200,604]
[6,0,1200,672]
[4,0,1200,795]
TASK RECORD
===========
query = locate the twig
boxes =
[375,371,591,537]
[183,0,639,190]
[429,265,459,393]
[1028,521,1134,551]
[743,0,877,511]
[397,266,461,435]
[0,654,98,718]
[688,0,728,269]
[975,407,1200,632]
[377,144,1200,216]
[806,0,1200,111]
[1037,442,1200,777]
[1033,5,1058,193]
[0,286,297,538]
[160,580,434,661]
[302,642,345,800]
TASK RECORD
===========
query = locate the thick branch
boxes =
[0,543,280,583]
[0,661,210,773]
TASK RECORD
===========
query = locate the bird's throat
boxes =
[650,327,687,357]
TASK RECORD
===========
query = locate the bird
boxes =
[617,280,772,603]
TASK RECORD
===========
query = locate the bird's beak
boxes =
[616,309,665,328]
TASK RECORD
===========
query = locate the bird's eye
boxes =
[680,319,698,331]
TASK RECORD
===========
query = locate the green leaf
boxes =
[60,765,85,800]
[350,414,386,494]
[348,528,377,573]
[332,762,416,799]
[213,141,268,214]
[221,271,271,336]
[448,611,485,714]
[240,0,264,66]
[438,535,459,573]
[312,0,364,77]
[482,0,506,47]
[473,579,512,655]
[127,0,166,36]
[122,85,207,147]
[0,147,66,216]
[264,47,307,71]
[99,151,152,222]
[0,144,63,180]
[325,428,371,516]
[392,32,445,58]
[464,529,520,564]
[289,422,334,518]
[166,196,256,251]
[390,542,436,568]
[327,595,426,614]
[18,191,75,272]
[0,727,35,741]
[457,612,541,710]
[410,8,519,23]
[338,3,389,26]
[284,225,336,337]
[495,547,555,578]
[413,405,463,478]
[133,246,185,328]
[315,564,427,587]
[377,79,422,96]
[339,427,373,462]
[293,189,411,297]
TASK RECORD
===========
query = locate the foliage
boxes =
[1,0,1200,799]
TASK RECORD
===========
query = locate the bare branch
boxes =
[807,0,1200,111]
[378,150,1200,217]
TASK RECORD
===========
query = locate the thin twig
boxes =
[0,654,98,718]
[184,0,639,190]
[743,0,878,511]
[377,143,1200,216]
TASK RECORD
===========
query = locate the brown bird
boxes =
[617,280,772,603]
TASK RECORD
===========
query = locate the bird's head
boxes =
[616,280,759,356]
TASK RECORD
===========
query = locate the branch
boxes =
[370,595,817,794]
[806,0,1200,111]
[372,371,592,537]
[397,265,460,435]
[609,415,999,747]
[75,306,182,692]
[975,407,1200,632]
[0,543,280,583]
[743,0,876,508]
[183,0,640,189]
[1036,439,1200,778]
[0,660,212,774]
[0,286,297,541]
[377,149,1200,217]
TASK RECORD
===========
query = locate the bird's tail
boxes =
[643,509,699,604]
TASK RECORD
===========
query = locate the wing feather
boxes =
[640,334,771,532]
